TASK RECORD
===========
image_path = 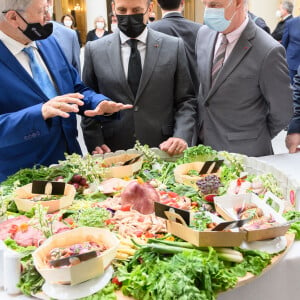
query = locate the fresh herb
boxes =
[79,283,117,300]
[74,207,111,228]
[190,210,212,231]
[176,145,218,164]
[4,238,36,261]
[284,210,300,240]
[187,169,200,176]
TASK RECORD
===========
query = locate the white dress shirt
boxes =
[214,16,249,64]
[119,28,148,79]
[0,30,54,81]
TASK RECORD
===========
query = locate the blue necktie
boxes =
[23,46,57,99]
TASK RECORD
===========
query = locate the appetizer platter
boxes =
[1,143,300,300]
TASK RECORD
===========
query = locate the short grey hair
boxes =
[0,0,33,21]
[282,1,293,14]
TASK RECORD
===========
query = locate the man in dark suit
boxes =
[149,0,201,91]
[272,1,293,42]
[0,0,132,181]
[81,0,197,156]
[282,16,300,83]
[196,0,293,157]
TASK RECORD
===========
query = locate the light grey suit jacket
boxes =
[196,20,293,157]
[51,21,81,74]
[81,29,196,152]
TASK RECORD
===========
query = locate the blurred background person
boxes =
[282,14,300,83]
[148,11,156,23]
[247,11,270,33]
[86,16,109,42]
[61,14,82,47]
[272,1,293,42]
[45,0,80,73]
[110,13,118,33]
[149,0,201,91]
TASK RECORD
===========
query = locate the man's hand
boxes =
[84,100,133,117]
[42,93,84,120]
[92,144,111,155]
[285,133,300,153]
[159,137,188,156]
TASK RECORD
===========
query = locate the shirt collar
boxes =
[162,11,181,18]
[221,15,249,44]
[0,30,37,55]
[119,27,148,45]
[283,14,292,21]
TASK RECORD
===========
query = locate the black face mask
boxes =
[149,17,155,22]
[16,11,53,41]
[117,13,146,38]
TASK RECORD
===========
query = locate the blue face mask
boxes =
[204,2,233,32]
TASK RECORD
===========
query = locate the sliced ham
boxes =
[120,182,160,214]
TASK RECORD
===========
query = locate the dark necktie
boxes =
[23,46,57,99]
[211,35,228,87]
[127,39,142,97]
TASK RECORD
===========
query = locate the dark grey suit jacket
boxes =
[81,29,196,153]
[149,12,201,91]
[196,20,293,157]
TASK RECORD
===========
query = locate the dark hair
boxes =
[157,0,181,10]
[61,14,76,29]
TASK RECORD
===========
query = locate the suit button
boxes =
[134,106,139,112]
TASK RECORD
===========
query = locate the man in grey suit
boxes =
[196,0,293,157]
[45,0,81,73]
[81,0,196,156]
[149,0,201,91]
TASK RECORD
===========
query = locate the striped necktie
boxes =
[23,46,57,99]
[211,34,228,87]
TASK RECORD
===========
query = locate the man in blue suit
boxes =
[0,0,132,182]
[282,16,300,83]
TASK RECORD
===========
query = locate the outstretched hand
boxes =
[286,133,300,153]
[84,100,133,117]
[159,137,188,156]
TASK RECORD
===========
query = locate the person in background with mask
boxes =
[86,16,109,43]
[110,13,118,33]
[0,0,133,181]
[81,0,197,156]
[272,1,293,42]
[61,14,82,47]
[148,11,156,23]
[45,0,81,73]
[195,0,293,157]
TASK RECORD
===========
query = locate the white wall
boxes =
[86,0,108,32]
[249,0,280,31]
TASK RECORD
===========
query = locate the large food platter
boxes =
[1,146,300,300]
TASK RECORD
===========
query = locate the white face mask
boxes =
[111,23,118,32]
[64,20,73,27]
[275,10,282,18]
[47,6,54,19]
[96,21,105,29]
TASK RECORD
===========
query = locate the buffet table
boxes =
[1,152,300,300]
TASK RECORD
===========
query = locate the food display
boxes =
[0,145,300,300]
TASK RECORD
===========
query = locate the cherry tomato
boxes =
[121,204,131,211]
[112,276,122,286]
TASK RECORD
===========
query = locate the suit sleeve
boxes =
[81,42,106,152]
[288,67,300,133]
[173,38,197,145]
[281,21,289,48]
[260,45,293,138]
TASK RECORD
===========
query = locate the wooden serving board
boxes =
[116,233,295,300]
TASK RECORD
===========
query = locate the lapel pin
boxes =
[154,44,159,48]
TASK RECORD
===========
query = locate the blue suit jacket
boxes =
[282,16,300,71]
[0,36,107,181]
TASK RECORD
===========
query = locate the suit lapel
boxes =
[0,41,46,99]
[135,29,161,103]
[206,21,255,101]
[106,34,134,101]
[199,29,218,100]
